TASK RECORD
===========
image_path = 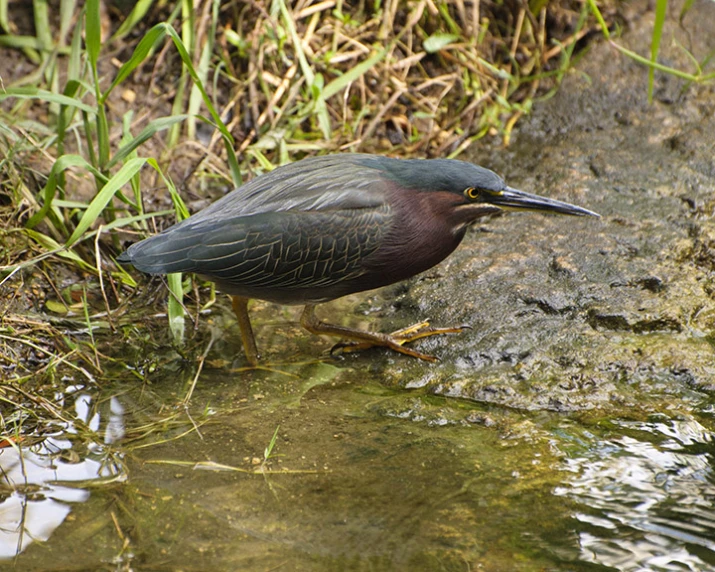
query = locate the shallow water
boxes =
[4,340,715,571]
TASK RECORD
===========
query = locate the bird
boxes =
[117,153,598,365]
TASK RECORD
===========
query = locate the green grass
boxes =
[586,0,715,100]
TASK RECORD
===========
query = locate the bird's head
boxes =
[373,157,600,221]
[458,181,600,217]
[442,159,599,218]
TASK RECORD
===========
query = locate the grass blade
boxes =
[648,0,668,103]
[112,0,156,41]
[0,87,96,113]
[167,273,185,344]
[321,48,388,100]
[66,157,146,246]
[108,115,189,169]
[26,154,107,231]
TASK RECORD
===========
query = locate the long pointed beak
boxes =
[487,187,600,217]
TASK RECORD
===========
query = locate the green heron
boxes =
[118,153,598,365]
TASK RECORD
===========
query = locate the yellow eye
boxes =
[464,187,480,200]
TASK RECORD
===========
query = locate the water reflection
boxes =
[556,417,715,570]
[0,389,126,559]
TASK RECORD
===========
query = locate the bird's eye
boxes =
[464,187,480,200]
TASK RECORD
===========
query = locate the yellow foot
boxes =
[330,321,470,362]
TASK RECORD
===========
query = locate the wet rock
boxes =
[376,1,715,411]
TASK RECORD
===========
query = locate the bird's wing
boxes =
[184,154,389,221]
[124,204,391,290]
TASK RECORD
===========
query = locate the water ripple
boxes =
[555,417,715,571]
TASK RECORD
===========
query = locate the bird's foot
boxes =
[330,321,470,362]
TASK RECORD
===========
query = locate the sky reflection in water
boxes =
[0,390,126,558]
[555,417,715,571]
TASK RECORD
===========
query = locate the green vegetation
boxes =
[586,0,715,101]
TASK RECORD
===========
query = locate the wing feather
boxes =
[124,205,392,292]
[163,154,390,227]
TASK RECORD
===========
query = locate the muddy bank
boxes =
[367,0,715,411]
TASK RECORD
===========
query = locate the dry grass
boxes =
[206,0,601,160]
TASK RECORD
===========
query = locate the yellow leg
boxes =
[300,305,468,362]
[231,296,258,366]
[334,321,469,357]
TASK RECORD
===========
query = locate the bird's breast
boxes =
[360,190,467,286]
